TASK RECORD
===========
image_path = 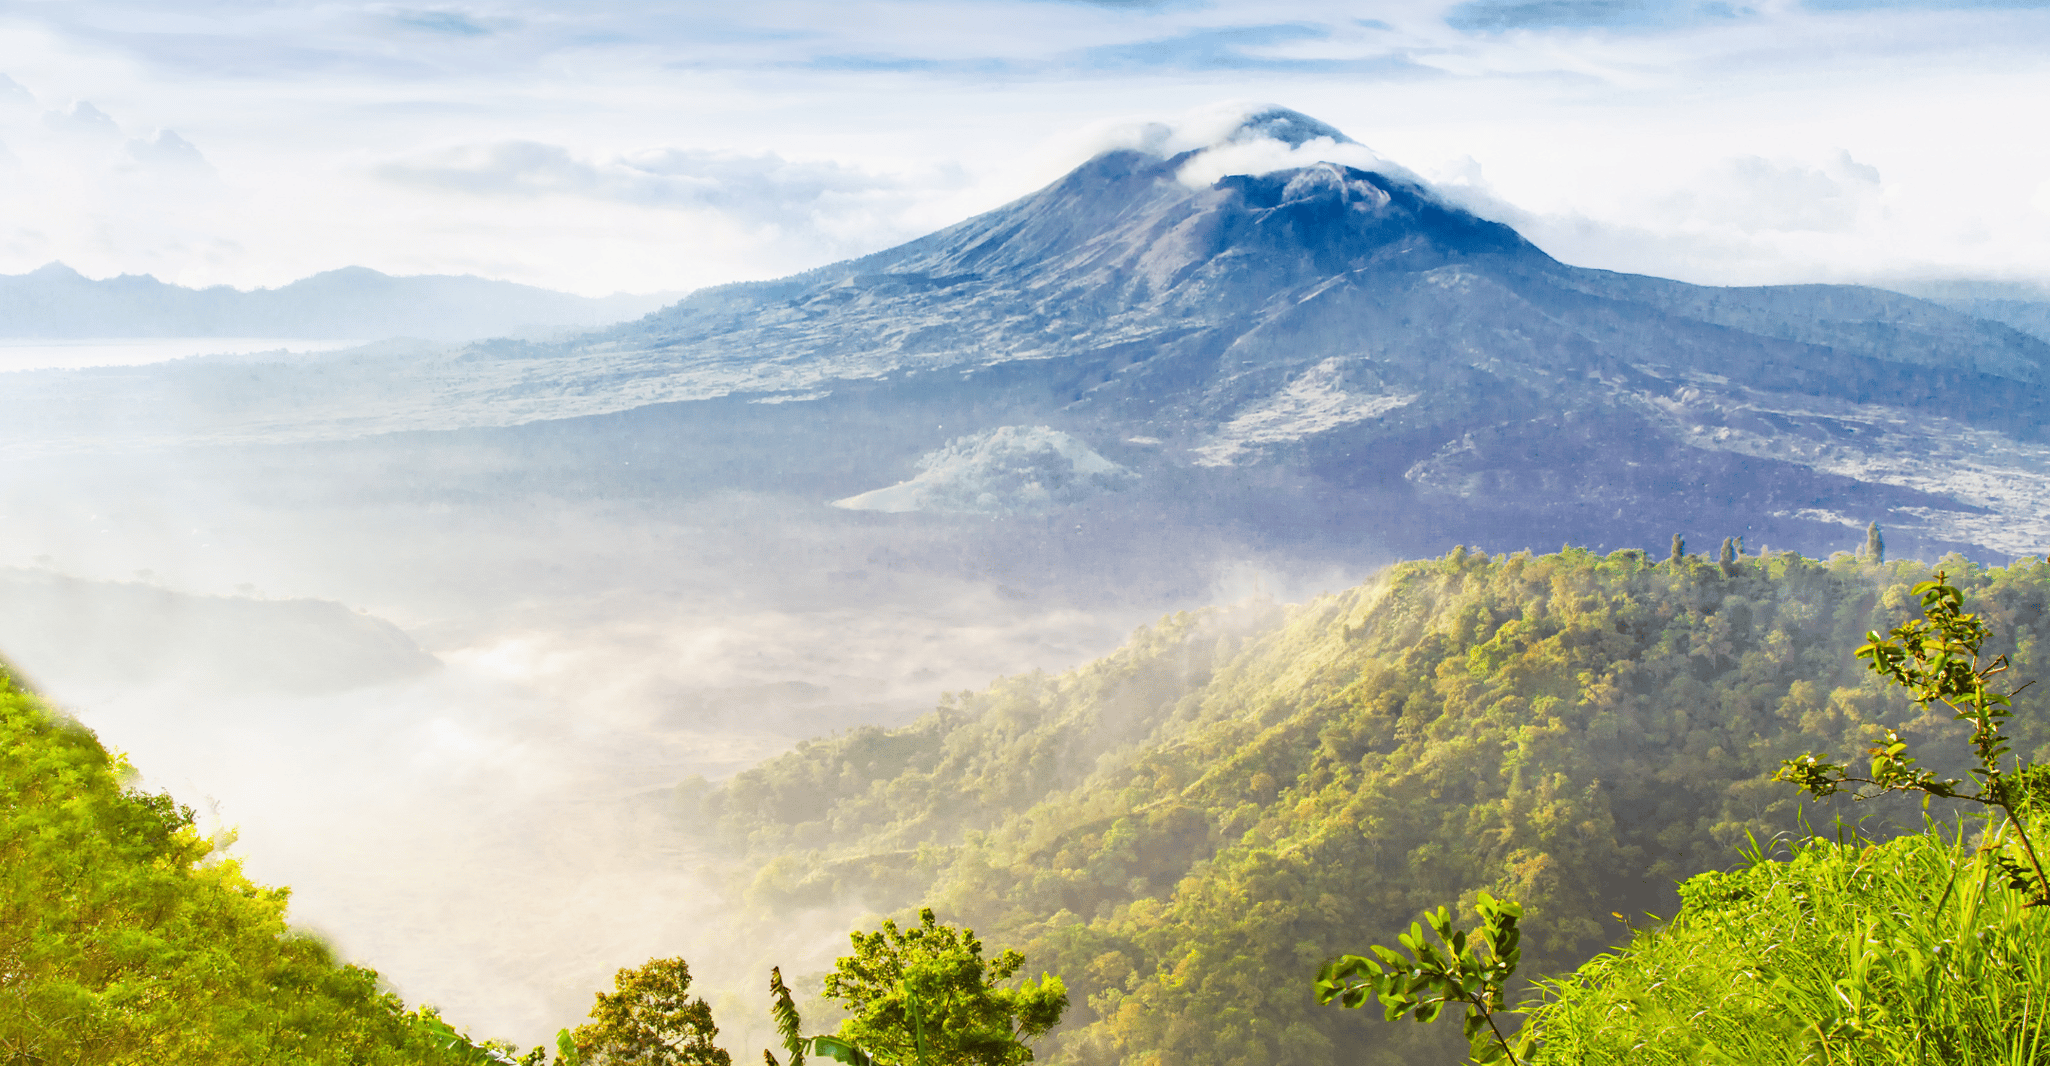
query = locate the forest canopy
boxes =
[693,547,2050,1065]
[17,543,2050,1065]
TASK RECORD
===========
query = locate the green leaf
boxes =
[770,966,806,1066]
[809,1036,876,1066]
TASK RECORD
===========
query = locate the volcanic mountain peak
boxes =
[1217,106,1356,148]
[1162,104,1429,200]
[654,107,1514,319]
[16,105,2050,566]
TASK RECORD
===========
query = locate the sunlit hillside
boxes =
[0,664,493,1064]
[691,547,2050,1065]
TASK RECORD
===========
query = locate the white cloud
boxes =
[1056,100,1432,192]
[1651,154,1875,234]
[378,140,954,227]
[42,100,119,136]
[125,129,212,172]
[0,1,2044,296]
[1175,136,1411,188]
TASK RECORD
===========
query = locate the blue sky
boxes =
[0,0,2045,294]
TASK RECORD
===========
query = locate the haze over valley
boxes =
[6,103,2050,1050]
[6,2,2050,1058]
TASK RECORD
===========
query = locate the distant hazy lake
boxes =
[0,337,367,373]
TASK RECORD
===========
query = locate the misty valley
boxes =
[9,107,2050,1064]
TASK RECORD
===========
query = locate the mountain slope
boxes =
[693,548,2050,1066]
[4,106,2049,567]
[0,663,483,1062]
[1880,278,2050,345]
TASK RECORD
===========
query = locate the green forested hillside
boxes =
[699,547,2050,1066]
[0,663,487,1064]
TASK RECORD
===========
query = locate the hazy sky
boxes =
[0,0,2046,296]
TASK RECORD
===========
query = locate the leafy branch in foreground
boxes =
[414,1015,530,1065]
[765,909,1066,1066]
[767,966,870,1066]
[1315,891,1534,1066]
[1774,571,2050,903]
[822,908,1067,1066]
[568,956,731,1065]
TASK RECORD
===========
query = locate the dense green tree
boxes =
[571,957,732,1066]
[823,908,1066,1066]
[1668,534,1683,563]
[1866,521,1886,563]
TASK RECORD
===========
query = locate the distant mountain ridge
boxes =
[1879,278,2050,346]
[0,263,678,342]
[6,106,2050,567]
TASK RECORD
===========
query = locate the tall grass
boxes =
[1528,822,2050,1065]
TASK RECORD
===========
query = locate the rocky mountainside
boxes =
[6,107,2048,568]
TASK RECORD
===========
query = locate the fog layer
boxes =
[0,409,1344,1042]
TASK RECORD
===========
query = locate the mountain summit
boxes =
[7,107,2050,567]
[611,106,1545,401]
[541,107,2047,561]
[1222,106,1355,147]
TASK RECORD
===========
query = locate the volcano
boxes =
[8,106,2050,575]
[549,106,2050,563]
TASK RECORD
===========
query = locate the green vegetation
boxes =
[698,547,2050,1065]
[0,661,502,1064]
[756,910,1065,1066]
[1527,824,2050,1063]
[25,539,2050,1064]
[1512,567,2050,1063]
[820,908,1067,1066]
[567,957,731,1065]
[553,914,1064,1066]
[1316,893,1532,1065]
[1779,570,2050,901]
